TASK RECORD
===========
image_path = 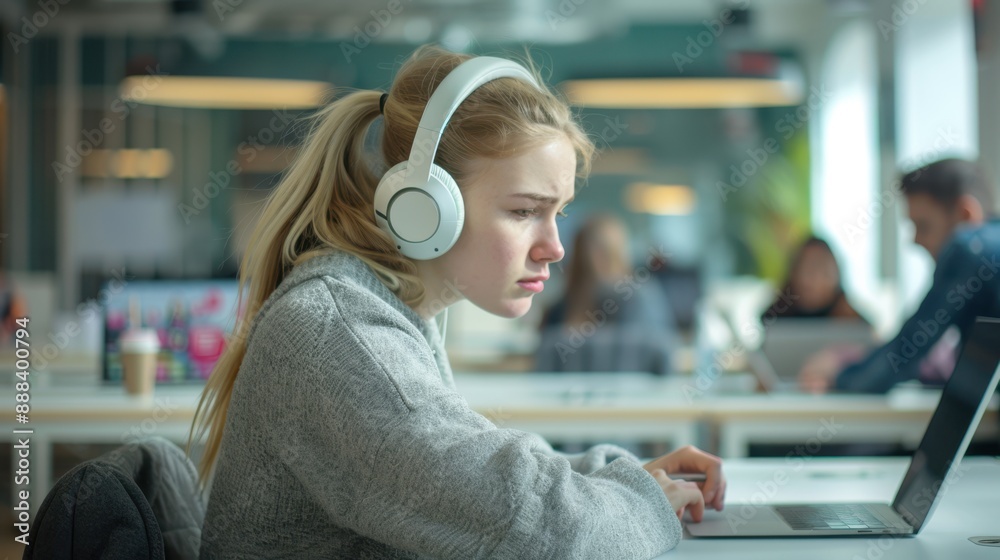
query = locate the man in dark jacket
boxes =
[800,158,1000,393]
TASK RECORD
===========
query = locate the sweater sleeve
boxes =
[257,281,681,560]
[509,431,648,475]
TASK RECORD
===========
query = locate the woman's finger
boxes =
[680,482,705,522]
[711,479,727,511]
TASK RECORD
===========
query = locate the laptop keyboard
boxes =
[775,504,890,530]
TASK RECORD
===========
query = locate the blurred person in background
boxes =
[761,235,869,322]
[761,235,872,382]
[800,158,1000,393]
[534,213,679,375]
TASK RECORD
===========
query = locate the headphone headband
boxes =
[402,57,542,188]
[374,55,543,260]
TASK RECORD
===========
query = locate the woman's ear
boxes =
[956,194,985,224]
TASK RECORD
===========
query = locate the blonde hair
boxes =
[186,44,595,489]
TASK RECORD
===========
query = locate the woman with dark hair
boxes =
[544,214,634,328]
[762,236,867,322]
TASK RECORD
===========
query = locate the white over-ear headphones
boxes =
[373,57,542,260]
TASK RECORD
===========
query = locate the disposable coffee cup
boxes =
[120,329,160,396]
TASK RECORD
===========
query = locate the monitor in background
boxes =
[102,279,241,384]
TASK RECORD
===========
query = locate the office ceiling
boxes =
[11,0,851,49]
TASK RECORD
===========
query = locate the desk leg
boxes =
[719,426,749,458]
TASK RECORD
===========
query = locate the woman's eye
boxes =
[513,209,538,218]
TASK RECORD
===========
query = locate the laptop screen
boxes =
[761,318,875,380]
[891,317,1000,531]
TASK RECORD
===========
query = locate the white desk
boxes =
[454,373,998,458]
[454,372,701,444]
[3,372,996,513]
[1,373,700,507]
[656,456,1000,559]
[701,389,999,458]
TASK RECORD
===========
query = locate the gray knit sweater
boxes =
[199,250,680,559]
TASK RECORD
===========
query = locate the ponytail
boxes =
[187,89,423,490]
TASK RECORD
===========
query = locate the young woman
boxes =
[189,45,725,559]
[760,236,872,392]
[534,213,679,376]
[761,236,867,322]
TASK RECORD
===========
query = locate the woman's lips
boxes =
[516,280,544,293]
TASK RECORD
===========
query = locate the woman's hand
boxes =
[647,469,706,521]
[643,445,725,519]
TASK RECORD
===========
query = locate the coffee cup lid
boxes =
[120,329,161,353]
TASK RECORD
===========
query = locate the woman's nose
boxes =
[532,226,564,263]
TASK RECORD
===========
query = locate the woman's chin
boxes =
[475,297,533,319]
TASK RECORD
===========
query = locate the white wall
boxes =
[811,0,978,335]
[894,0,978,315]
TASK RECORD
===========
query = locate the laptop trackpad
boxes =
[686,506,790,537]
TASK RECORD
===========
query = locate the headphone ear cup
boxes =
[426,163,465,254]
[373,162,465,260]
[373,161,408,243]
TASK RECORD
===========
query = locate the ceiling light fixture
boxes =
[625,182,696,215]
[562,77,803,109]
[118,76,331,109]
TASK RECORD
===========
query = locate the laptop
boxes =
[760,318,875,385]
[687,316,1000,537]
[721,314,876,393]
[717,312,871,392]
